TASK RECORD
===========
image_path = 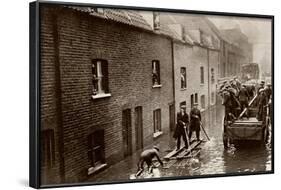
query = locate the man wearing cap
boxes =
[257,80,265,95]
[238,84,250,119]
[136,146,163,176]
[174,105,189,150]
[189,103,202,141]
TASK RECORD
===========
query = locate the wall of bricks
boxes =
[40,6,174,184]
[40,6,63,185]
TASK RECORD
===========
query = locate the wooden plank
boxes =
[175,140,201,159]
[163,146,185,161]
[163,138,197,160]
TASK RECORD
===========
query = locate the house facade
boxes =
[160,15,220,116]
[40,5,175,184]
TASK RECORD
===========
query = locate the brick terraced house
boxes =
[40,5,251,185]
[40,5,176,184]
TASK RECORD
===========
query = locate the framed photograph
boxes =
[29,0,274,188]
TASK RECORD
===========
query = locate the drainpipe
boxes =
[171,40,176,130]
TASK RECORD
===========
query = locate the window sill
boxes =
[200,83,204,86]
[92,93,111,100]
[152,84,162,88]
[88,163,107,175]
[153,131,163,138]
[180,88,187,91]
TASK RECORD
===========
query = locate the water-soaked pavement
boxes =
[87,105,272,183]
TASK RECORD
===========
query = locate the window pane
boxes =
[181,67,186,88]
[88,130,105,166]
[92,60,109,95]
[152,61,160,86]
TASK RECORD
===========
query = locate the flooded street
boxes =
[88,104,272,183]
[161,105,272,177]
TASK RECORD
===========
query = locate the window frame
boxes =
[92,59,111,99]
[88,130,106,168]
[195,93,198,104]
[152,60,161,87]
[180,67,187,89]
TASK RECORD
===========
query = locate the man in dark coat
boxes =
[222,85,234,121]
[174,105,189,150]
[189,103,201,141]
[257,89,268,122]
[257,80,265,95]
[238,85,250,118]
[136,146,163,176]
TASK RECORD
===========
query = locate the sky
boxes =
[208,15,272,74]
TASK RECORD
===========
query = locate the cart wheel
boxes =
[222,117,228,149]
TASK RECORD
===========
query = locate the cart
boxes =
[222,106,270,149]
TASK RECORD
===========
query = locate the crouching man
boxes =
[136,146,163,176]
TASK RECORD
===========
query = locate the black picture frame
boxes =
[30,0,274,188]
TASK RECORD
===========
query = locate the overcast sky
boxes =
[208,15,272,73]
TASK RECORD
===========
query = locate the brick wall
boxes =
[40,6,173,184]
[40,6,62,185]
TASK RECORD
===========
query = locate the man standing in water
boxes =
[189,102,202,141]
[173,105,189,150]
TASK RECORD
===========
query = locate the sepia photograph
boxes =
[30,1,273,188]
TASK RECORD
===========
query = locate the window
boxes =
[92,60,109,96]
[211,92,215,104]
[195,93,198,104]
[153,12,160,30]
[211,68,215,84]
[190,94,194,109]
[88,130,105,167]
[153,109,161,133]
[200,66,204,84]
[201,95,206,109]
[180,101,186,112]
[180,67,187,89]
[41,129,55,167]
[152,60,161,86]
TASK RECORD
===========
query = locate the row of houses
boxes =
[40,4,252,184]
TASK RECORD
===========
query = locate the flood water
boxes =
[158,105,272,178]
[88,104,272,182]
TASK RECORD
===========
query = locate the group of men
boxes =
[135,77,272,177]
[173,103,202,150]
[219,77,272,122]
[135,103,202,177]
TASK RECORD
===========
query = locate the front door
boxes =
[122,109,132,157]
[169,104,175,131]
[135,106,143,150]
